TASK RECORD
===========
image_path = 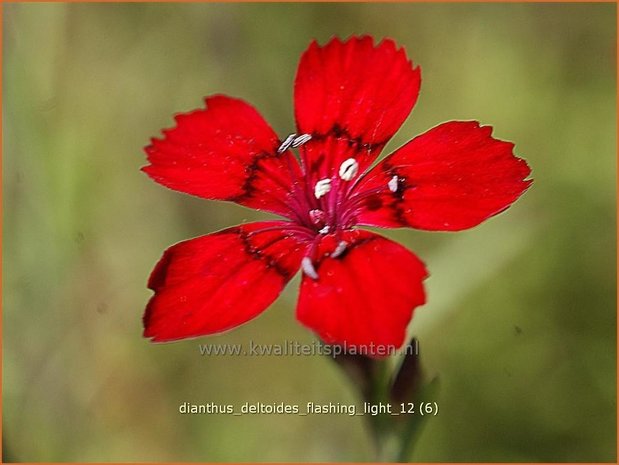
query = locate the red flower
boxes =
[142,36,531,353]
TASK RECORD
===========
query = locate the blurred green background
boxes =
[3,2,616,462]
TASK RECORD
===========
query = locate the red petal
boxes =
[294,36,421,179]
[296,230,428,355]
[143,95,302,218]
[354,121,532,231]
[143,222,310,342]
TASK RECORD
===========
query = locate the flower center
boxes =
[307,158,362,232]
[278,135,387,244]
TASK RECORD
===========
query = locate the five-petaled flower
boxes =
[142,36,532,354]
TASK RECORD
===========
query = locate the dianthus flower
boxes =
[142,36,531,353]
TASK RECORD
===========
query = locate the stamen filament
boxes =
[246,223,315,241]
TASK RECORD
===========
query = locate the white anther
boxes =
[318,225,330,235]
[330,240,348,259]
[277,133,296,153]
[314,178,332,199]
[301,257,319,280]
[338,158,359,181]
[291,133,312,148]
[388,175,399,193]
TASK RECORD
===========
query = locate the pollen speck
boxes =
[277,133,296,153]
[292,133,312,148]
[301,257,319,280]
[314,179,332,199]
[330,240,348,259]
[388,175,399,193]
[338,158,359,181]
[309,209,326,225]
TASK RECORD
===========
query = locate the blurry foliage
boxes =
[3,3,616,462]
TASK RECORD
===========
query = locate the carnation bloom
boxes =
[142,36,531,353]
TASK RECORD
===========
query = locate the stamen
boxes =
[277,133,296,153]
[314,178,332,199]
[301,257,319,280]
[339,158,359,181]
[309,209,326,225]
[291,133,312,148]
[330,240,348,259]
[318,225,330,235]
[388,175,399,193]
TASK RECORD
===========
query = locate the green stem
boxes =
[328,343,435,462]
[396,376,441,461]
[396,414,424,461]
[366,359,397,461]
